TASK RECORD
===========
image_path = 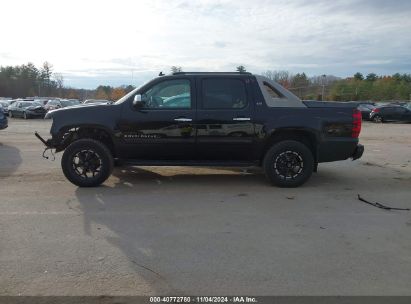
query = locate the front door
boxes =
[117,78,196,160]
[196,77,255,161]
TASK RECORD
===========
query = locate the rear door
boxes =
[383,107,396,121]
[396,107,411,122]
[195,76,255,161]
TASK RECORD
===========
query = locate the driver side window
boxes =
[142,79,191,109]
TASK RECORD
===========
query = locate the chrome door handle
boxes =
[174,118,192,122]
[233,117,251,121]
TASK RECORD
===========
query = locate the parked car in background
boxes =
[44,100,62,111]
[0,108,7,129]
[357,104,375,120]
[45,99,82,112]
[83,99,111,104]
[0,101,9,115]
[370,105,411,123]
[8,101,47,119]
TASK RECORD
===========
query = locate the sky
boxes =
[1,0,411,89]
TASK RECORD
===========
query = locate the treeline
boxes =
[329,73,411,101]
[2,62,410,102]
[262,70,411,101]
[0,62,135,101]
[0,62,63,98]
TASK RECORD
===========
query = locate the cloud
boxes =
[213,41,227,48]
[1,0,410,88]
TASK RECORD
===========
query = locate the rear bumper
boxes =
[352,144,364,160]
[318,138,364,163]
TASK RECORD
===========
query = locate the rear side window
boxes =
[263,82,284,100]
[202,78,247,109]
[394,107,406,113]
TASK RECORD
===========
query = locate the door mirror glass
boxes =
[133,94,144,109]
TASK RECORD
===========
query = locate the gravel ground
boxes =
[0,118,410,296]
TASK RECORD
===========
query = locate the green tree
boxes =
[170,66,182,73]
[366,73,377,82]
[353,72,364,81]
[236,65,246,73]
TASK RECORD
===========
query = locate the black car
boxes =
[369,105,411,123]
[357,104,375,120]
[0,108,7,129]
[8,101,47,119]
[36,72,363,188]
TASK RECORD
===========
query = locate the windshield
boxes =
[61,100,81,107]
[114,86,141,105]
[21,102,41,107]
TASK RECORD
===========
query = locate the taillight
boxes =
[352,109,362,138]
[372,108,380,113]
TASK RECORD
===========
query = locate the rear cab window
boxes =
[263,82,285,101]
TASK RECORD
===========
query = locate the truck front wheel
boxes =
[61,139,114,187]
[263,140,314,187]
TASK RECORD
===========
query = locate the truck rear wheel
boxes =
[61,139,113,187]
[263,140,314,187]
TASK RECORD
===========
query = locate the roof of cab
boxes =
[171,71,252,76]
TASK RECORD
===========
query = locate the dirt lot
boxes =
[0,119,410,295]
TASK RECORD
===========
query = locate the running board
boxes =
[121,160,259,167]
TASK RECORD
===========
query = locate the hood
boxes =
[26,105,44,110]
[45,103,112,119]
[48,102,122,136]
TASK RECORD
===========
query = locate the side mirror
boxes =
[133,94,144,109]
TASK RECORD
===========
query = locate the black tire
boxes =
[373,115,383,123]
[263,140,314,187]
[61,139,114,187]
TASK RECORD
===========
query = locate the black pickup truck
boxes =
[36,72,363,187]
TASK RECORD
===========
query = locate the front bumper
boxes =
[352,144,364,160]
[27,111,46,117]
